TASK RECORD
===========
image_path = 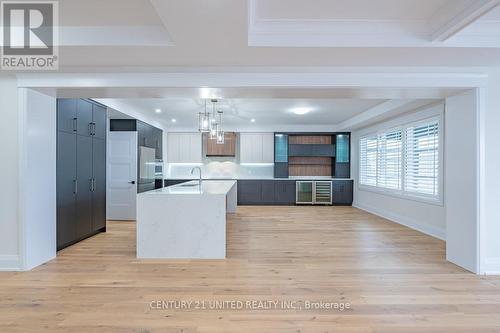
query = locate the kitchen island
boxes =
[136,180,237,259]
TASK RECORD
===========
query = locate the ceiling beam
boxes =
[148,0,176,46]
[430,0,500,42]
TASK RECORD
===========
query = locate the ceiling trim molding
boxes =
[247,0,500,48]
[336,100,415,131]
[15,71,488,89]
[430,0,500,42]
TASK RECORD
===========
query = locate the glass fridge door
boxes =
[296,181,313,204]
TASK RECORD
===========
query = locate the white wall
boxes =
[0,76,20,270]
[0,83,57,271]
[18,88,57,270]
[483,69,500,274]
[445,90,478,272]
[352,104,447,240]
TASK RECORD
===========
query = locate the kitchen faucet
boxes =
[191,167,202,186]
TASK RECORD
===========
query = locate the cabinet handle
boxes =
[89,178,96,192]
[73,179,78,194]
[73,118,77,132]
[87,122,96,136]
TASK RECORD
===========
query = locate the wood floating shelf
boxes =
[289,157,331,165]
[289,164,332,177]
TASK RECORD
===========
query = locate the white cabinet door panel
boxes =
[167,133,202,163]
[189,133,202,163]
[239,133,252,163]
[239,133,274,163]
[262,133,274,163]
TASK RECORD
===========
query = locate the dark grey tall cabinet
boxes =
[57,99,107,250]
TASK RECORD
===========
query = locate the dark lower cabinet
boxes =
[332,180,353,205]
[57,99,107,251]
[238,179,352,206]
[261,181,276,203]
[237,180,262,205]
[275,180,296,204]
[238,180,296,205]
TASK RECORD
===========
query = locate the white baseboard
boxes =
[481,258,500,275]
[353,202,446,241]
[0,255,22,271]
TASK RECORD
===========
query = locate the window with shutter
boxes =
[358,116,441,203]
[404,121,439,197]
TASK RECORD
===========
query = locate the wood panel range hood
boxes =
[205,132,237,157]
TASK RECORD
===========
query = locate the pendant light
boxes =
[216,110,224,144]
[209,99,218,138]
[198,99,211,132]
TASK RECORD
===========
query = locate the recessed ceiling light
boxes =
[250,118,256,123]
[155,108,162,113]
[291,107,311,115]
[171,118,177,123]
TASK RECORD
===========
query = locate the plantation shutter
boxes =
[377,130,402,190]
[404,121,439,196]
[359,135,378,186]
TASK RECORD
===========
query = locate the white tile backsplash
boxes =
[166,161,274,179]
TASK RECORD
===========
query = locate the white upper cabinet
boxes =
[239,133,274,164]
[167,132,202,163]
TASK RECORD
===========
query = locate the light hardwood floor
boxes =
[1,206,500,332]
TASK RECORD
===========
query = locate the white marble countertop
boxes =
[141,180,237,195]
[137,180,237,259]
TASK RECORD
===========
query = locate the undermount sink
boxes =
[180,183,200,187]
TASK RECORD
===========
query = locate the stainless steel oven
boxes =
[154,159,164,180]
